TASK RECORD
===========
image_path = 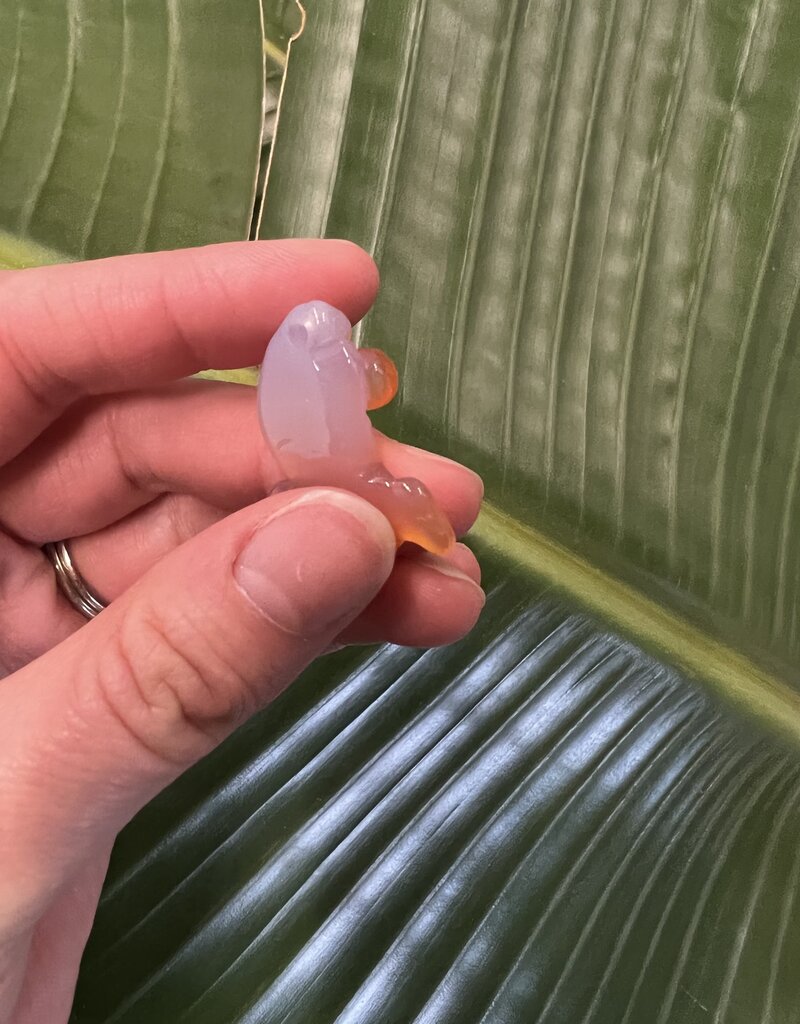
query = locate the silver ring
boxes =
[43,541,107,620]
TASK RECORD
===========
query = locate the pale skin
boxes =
[0,240,485,1023]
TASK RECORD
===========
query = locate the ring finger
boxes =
[70,495,484,649]
[4,493,483,670]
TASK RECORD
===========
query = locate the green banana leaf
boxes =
[9,0,795,1019]
[0,0,265,267]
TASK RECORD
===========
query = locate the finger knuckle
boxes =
[94,603,255,766]
[160,493,205,549]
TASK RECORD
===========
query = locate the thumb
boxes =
[0,488,395,929]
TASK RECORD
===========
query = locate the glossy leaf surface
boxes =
[73,551,800,1023]
[72,0,800,1021]
[0,0,264,268]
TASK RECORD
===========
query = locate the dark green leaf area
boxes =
[73,555,800,1024]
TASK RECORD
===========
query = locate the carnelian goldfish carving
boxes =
[258,301,455,554]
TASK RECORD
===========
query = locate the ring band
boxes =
[43,541,107,620]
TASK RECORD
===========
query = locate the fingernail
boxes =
[416,552,486,606]
[234,491,395,637]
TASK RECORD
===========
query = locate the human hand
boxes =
[0,241,484,1023]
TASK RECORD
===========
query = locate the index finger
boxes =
[0,239,379,463]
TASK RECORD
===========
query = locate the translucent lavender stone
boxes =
[257,300,455,554]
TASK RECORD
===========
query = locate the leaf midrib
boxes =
[474,501,800,745]
[0,228,69,268]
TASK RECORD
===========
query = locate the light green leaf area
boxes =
[72,1,800,1022]
[0,0,265,268]
[0,227,65,269]
[195,367,259,386]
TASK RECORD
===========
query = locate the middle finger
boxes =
[0,379,483,543]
